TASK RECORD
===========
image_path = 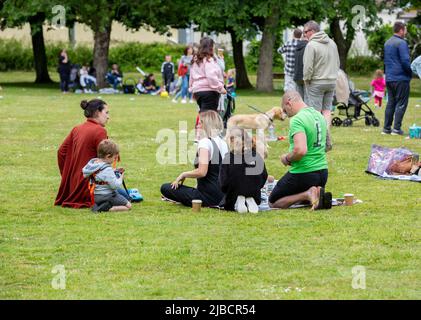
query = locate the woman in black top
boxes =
[161,110,229,207]
[219,128,268,213]
[58,49,71,93]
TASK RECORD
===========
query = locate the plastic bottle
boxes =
[268,124,276,141]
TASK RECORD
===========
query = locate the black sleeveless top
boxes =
[194,138,225,206]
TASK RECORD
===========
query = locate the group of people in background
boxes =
[279,21,339,151]
[57,44,236,101]
[279,20,418,139]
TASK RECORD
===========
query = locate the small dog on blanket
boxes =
[226,106,287,159]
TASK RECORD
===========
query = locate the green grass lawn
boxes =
[0,72,420,299]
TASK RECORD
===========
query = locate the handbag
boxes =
[178,64,188,77]
[122,78,136,94]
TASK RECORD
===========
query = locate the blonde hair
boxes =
[227,68,236,77]
[97,139,119,159]
[199,110,224,138]
[374,69,384,79]
[226,127,254,154]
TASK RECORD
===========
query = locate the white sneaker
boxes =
[234,196,248,213]
[181,99,187,104]
[245,197,259,213]
[172,98,178,103]
[189,99,194,103]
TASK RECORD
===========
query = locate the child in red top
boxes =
[370,69,386,108]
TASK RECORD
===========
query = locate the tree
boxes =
[69,0,190,88]
[188,0,254,89]
[0,0,55,83]
[324,0,380,71]
[367,24,393,59]
[252,0,324,92]
[255,6,280,92]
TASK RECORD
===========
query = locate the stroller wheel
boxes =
[343,118,353,127]
[332,117,343,127]
[365,116,372,126]
[371,117,380,127]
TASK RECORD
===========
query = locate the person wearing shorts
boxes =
[82,139,131,212]
[303,20,340,151]
[269,91,331,210]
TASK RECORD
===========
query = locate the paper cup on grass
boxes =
[344,194,354,206]
[192,199,202,212]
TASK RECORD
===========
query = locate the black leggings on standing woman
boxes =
[59,73,70,92]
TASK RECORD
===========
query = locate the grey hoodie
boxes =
[303,31,340,84]
[82,159,123,195]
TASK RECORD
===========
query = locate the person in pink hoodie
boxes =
[189,37,226,112]
[371,69,386,108]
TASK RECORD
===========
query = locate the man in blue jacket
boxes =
[382,21,412,135]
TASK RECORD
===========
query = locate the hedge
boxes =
[0,38,383,75]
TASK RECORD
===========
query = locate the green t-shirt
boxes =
[288,107,328,173]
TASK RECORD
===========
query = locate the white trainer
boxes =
[234,196,248,213]
[181,99,187,104]
[245,197,259,213]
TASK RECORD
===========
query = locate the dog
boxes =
[226,106,287,131]
[225,106,287,159]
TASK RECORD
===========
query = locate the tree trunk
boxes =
[93,21,112,88]
[230,30,252,89]
[29,13,52,84]
[256,10,280,92]
[330,18,352,72]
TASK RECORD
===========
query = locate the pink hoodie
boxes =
[189,57,224,93]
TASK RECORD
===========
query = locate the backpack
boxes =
[178,63,188,77]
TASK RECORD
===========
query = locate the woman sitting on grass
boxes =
[161,110,228,207]
[219,128,268,213]
[55,99,109,208]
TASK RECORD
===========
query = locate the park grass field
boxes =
[0,72,420,299]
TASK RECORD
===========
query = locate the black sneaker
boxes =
[92,201,112,213]
[381,129,391,135]
[391,129,404,136]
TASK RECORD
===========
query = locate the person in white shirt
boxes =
[161,110,228,207]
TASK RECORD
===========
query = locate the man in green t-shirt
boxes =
[269,91,332,210]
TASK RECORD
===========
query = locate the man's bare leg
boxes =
[269,186,320,210]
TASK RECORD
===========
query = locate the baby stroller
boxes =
[219,92,236,128]
[68,64,81,91]
[331,70,380,127]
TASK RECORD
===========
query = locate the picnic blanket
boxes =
[366,144,421,182]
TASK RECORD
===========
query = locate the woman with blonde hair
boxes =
[160,110,228,207]
[219,128,268,213]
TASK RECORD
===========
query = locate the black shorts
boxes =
[194,91,220,112]
[95,192,129,207]
[269,169,328,204]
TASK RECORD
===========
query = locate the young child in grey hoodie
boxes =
[82,139,131,212]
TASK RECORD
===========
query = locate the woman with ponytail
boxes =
[55,99,109,208]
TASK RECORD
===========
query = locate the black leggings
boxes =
[194,91,220,112]
[269,169,328,204]
[161,183,215,207]
[59,74,69,92]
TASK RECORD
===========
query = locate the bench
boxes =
[273,72,285,79]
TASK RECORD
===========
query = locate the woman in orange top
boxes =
[55,99,109,208]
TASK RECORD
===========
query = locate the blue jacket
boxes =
[384,35,412,82]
